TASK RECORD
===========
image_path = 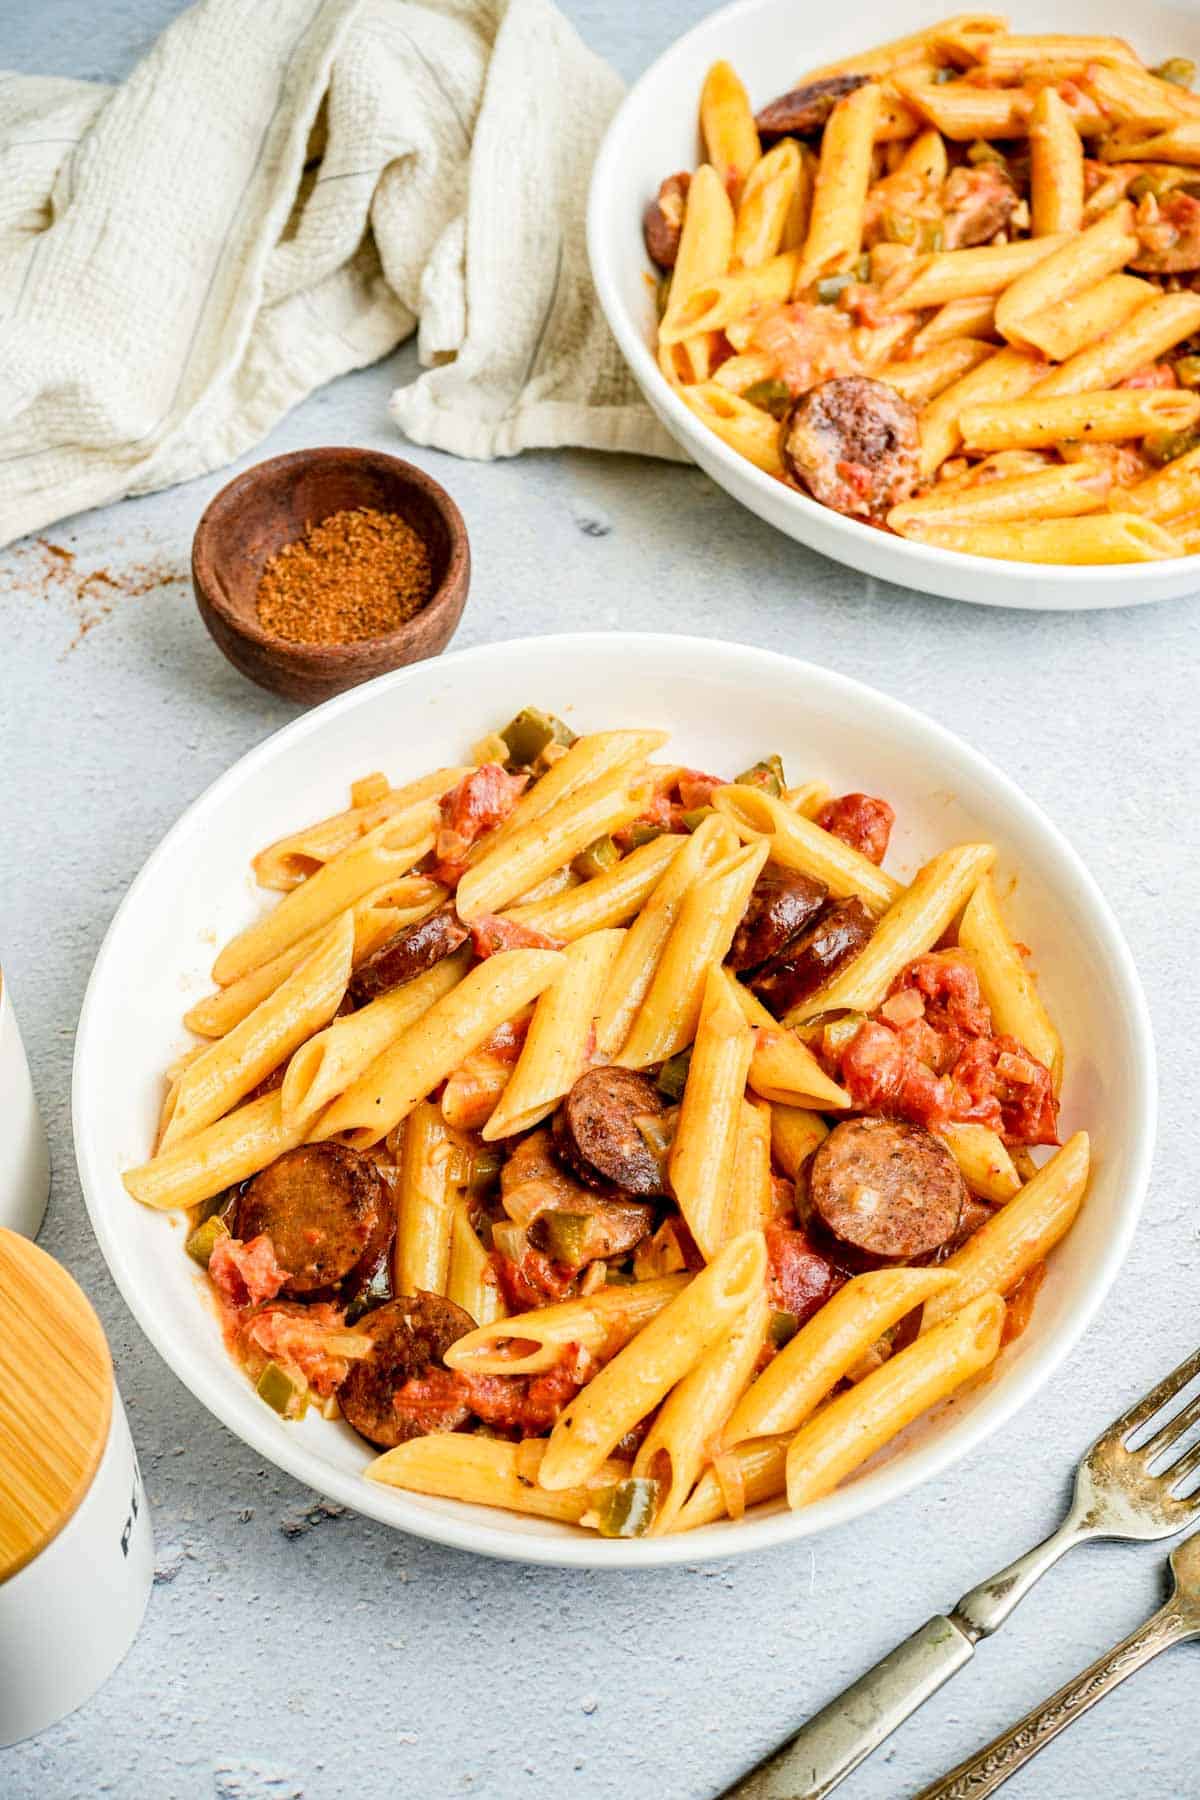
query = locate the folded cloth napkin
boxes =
[0,0,681,548]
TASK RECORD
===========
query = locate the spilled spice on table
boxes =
[0,535,184,650]
[255,507,433,646]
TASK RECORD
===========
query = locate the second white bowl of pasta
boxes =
[72,634,1154,1566]
[588,0,1200,607]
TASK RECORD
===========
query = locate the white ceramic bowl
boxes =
[73,634,1155,1567]
[588,0,1200,610]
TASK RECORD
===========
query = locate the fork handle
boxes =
[717,1616,974,1799]
[915,1598,1196,1799]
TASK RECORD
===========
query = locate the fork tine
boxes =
[1110,1345,1200,1443]
[1168,1439,1200,1493]
[1142,1389,1200,1464]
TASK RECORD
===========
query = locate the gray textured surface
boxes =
[3,3,1200,1797]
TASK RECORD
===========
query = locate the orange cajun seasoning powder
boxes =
[256,507,433,645]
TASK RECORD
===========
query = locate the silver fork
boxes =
[719,1345,1200,1800]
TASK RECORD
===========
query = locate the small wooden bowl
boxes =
[192,448,471,705]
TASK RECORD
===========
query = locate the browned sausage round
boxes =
[941,164,1019,250]
[749,895,874,1016]
[755,74,869,139]
[727,866,830,973]
[349,905,469,1006]
[808,1117,967,1260]
[644,172,691,269]
[234,1144,392,1298]
[781,377,920,520]
[553,1067,669,1196]
[338,1293,475,1449]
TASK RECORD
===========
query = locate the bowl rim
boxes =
[72,631,1158,1568]
[585,0,1199,592]
[191,445,471,665]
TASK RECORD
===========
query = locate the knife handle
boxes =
[718,1615,974,1800]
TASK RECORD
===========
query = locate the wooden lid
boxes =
[0,1229,113,1582]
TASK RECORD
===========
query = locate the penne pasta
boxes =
[1028,85,1085,235]
[910,295,999,353]
[1031,291,1200,395]
[659,252,799,343]
[768,1102,829,1181]
[482,929,624,1139]
[917,347,1048,478]
[958,388,1200,451]
[159,912,355,1151]
[783,842,996,1024]
[668,963,756,1256]
[888,234,1070,312]
[251,769,467,890]
[367,1435,629,1524]
[661,164,736,381]
[634,1292,770,1532]
[786,1293,1006,1507]
[725,1266,960,1446]
[394,1101,462,1296]
[676,383,786,477]
[1097,120,1200,165]
[488,730,667,859]
[959,873,1063,1089]
[725,1098,775,1238]
[617,840,769,1067]
[921,1132,1090,1330]
[1121,443,1200,520]
[504,832,682,941]
[734,139,802,268]
[995,204,1136,344]
[890,460,1110,532]
[728,975,851,1109]
[447,1274,692,1376]
[447,1199,507,1327]
[903,513,1183,563]
[941,1121,1022,1203]
[798,16,1005,85]
[122,1090,309,1212]
[1001,272,1154,364]
[879,337,994,406]
[538,1231,767,1491]
[798,81,883,287]
[675,1435,791,1530]
[712,783,902,916]
[313,948,565,1148]
[700,60,760,205]
[455,769,646,923]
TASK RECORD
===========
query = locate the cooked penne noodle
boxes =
[783,842,995,1025]
[1029,86,1084,235]
[659,252,798,342]
[280,948,469,1123]
[482,929,624,1139]
[183,881,442,1038]
[768,1102,829,1181]
[504,832,682,941]
[251,770,467,890]
[1081,62,1194,130]
[313,948,565,1148]
[447,1199,507,1327]
[366,1435,629,1523]
[712,783,902,917]
[897,80,1033,142]
[159,912,355,1151]
[910,295,998,352]
[677,383,786,477]
[978,33,1137,75]
[446,1274,692,1376]
[1161,509,1200,552]
[880,337,993,405]
[902,513,1183,563]
[711,350,780,394]
[661,164,735,381]
[890,461,1109,532]
[1032,291,1200,395]
[995,204,1135,343]
[123,1090,309,1212]
[724,1266,960,1446]
[898,126,949,186]
[1121,443,1200,520]
[668,964,756,1256]
[921,1133,1090,1330]
[674,1434,791,1530]
[634,1293,770,1532]
[725,1098,775,1238]
[455,770,646,923]
[918,347,1045,478]
[1012,272,1155,362]
[798,15,1005,84]
[888,234,1069,312]
[782,780,832,819]
[959,873,1063,1088]
[538,1231,767,1491]
[728,975,851,1108]
[734,139,802,268]
[617,841,769,1067]
[779,143,816,251]
[1098,120,1200,164]
[941,1121,1022,1203]
[394,1101,462,1296]
[700,60,760,205]
[786,1293,1006,1507]
[487,730,666,859]
[211,815,435,986]
[798,82,882,286]
[594,814,736,1059]
[958,388,1200,451]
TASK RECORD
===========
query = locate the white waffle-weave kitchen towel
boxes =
[0,0,680,548]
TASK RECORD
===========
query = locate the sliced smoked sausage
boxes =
[808,1116,967,1260]
[749,896,874,1016]
[349,905,469,1006]
[644,172,691,269]
[755,74,869,139]
[727,866,829,973]
[553,1067,669,1196]
[234,1144,392,1298]
[338,1293,475,1449]
[781,377,920,520]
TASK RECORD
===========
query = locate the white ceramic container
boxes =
[0,971,50,1238]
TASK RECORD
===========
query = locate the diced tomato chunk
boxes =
[493,1246,577,1311]
[435,764,527,871]
[469,915,563,958]
[764,1223,842,1324]
[815,792,895,864]
[209,1233,288,1309]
